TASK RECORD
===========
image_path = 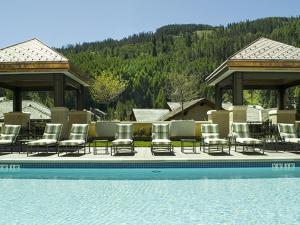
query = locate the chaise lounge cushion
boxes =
[285,138,300,144]
[59,140,86,146]
[204,138,227,145]
[0,134,15,141]
[42,124,63,140]
[236,137,261,145]
[115,124,133,140]
[152,124,169,140]
[152,139,172,145]
[112,139,133,145]
[0,125,21,143]
[0,140,13,144]
[232,123,251,138]
[27,139,57,146]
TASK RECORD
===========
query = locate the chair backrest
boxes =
[152,123,169,139]
[232,123,250,138]
[278,123,297,139]
[0,124,21,142]
[201,123,219,139]
[116,124,133,139]
[69,124,89,141]
[42,123,63,140]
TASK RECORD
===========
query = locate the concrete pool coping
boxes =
[0,147,300,164]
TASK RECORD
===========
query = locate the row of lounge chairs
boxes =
[0,123,89,156]
[0,122,299,156]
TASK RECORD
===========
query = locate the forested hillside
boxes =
[52,17,300,119]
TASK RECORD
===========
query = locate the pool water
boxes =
[0,168,300,225]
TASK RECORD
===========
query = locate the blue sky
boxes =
[0,0,299,48]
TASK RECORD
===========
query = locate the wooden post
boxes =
[13,87,22,112]
[76,85,86,110]
[277,88,286,110]
[215,85,222,109]
[233,73,243,105]
[53,74,65,107]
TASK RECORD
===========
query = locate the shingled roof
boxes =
[159,98,216,121]
[132,109,170,122]
[231,37,300,60]
[206,37,300,85]
[0,99,51,120]
[0,38,89,87]
[0,38,68,62]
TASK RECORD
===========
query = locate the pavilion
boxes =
[0,38,89,112]
[206,37,300,110]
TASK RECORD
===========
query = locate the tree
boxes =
[90,71,128,107]
[167,73,199,119]
[152,36,157,57]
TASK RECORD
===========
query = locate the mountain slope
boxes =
[58,16,300,119]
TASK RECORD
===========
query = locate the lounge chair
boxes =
[278,123,300,151]
[58,124,89,156]
[231,122,264,154]
[201,123,230,154]
[0,124,21,153]
[26,123,62,156]
[111,124,134,155]
[151,123,173,154]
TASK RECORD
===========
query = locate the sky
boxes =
[0,0,299,48]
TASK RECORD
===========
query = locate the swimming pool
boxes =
[0,168,300,225]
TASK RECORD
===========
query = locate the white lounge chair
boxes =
[58,124,89,156]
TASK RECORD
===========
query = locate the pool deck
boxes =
[0,147,300,163]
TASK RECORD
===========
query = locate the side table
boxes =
[181,139,197,153]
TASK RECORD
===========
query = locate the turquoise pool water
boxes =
[0,168,300,225]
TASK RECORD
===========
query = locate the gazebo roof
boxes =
[231,37,300,60]
[0,38,89,87]
[206,37,300,87]
[0,38,68,62]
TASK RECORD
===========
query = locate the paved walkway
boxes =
[0,147,300,162]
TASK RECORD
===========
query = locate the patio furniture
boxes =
[151,123,173,154]
[200,123,230,154]
[277,123,300,151]
[91,139,109,155]
[111,124,134,155]
[26,123,63,156]
[0,124,21,153]
[19,139,37,153]
[58,124,89,156]
[91,121,116,155]
[181,138,196,153]
[231,122,264,154]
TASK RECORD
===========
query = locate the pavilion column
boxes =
[232,73,243,105]
[215,85,222,109]
[53,74,65,107]
[76,85,86,110]
[277,87,286,110]
[13,87,22,112]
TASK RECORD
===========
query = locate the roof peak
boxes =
[0,38,68,63]
[229,37,300,60]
